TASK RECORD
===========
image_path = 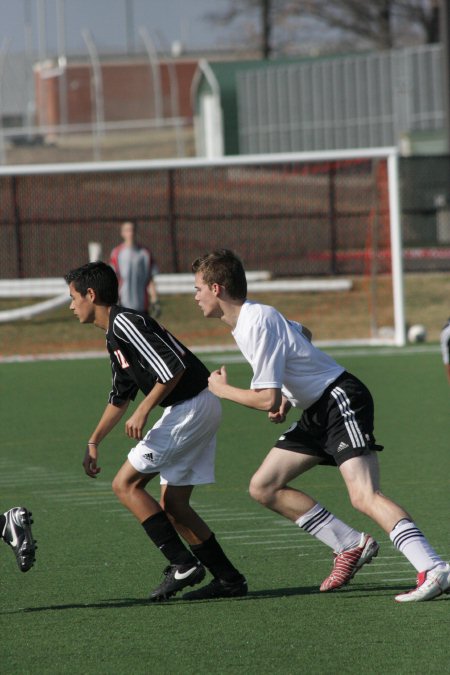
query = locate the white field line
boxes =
[0,344,440,364]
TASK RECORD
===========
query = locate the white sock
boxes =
[296,503,361,553]
[390,519,443,572]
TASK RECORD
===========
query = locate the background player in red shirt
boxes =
[110,221,161,318]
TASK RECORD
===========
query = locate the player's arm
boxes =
[446,363,450,384]
[208,365,281,412]
[125,370,185,440]
[268,395,292,423]
[147,278,158,304]
[84,401,130,478]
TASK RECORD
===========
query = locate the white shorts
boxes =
[127,388,222,486]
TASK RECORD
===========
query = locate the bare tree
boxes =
[206,0,441,56]
[296,0,441,49]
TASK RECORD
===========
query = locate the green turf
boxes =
[1,347,449,674]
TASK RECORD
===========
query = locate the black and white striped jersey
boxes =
[106,305,209,407]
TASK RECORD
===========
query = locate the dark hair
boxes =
[64,261,118,304]
[192,249,247,300]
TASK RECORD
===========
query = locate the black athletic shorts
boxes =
[275,371,384,467]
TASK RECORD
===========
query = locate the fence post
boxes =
[11,176,24,278]
[328,162,337,275]
[168,169,179,272]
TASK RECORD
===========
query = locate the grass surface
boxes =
[1,348,449,674]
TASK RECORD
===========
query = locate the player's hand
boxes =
[208,366,227,396]
[83,445,101,478]
[150,300,161,318]
[125,410,148,440]
[268,411,286,424]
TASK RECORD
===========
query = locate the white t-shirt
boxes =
[440,318,450,365]
[232,301,345,410]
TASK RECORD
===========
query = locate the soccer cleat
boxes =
[182,574,248,600]
[149,561,205,601]
[320,533,379,592]
[1,507,37,572]
[395,564,450,602]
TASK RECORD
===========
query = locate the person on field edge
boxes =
[440,318,450,384]
[192,248,450,602]
[64,261,246,601]
[110,220,161,318]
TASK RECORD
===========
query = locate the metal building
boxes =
[237,45,446,155]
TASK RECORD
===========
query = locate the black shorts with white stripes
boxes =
[274,371,384,467]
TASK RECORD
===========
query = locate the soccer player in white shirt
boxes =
[440,318,450,384]
[192,249,450,602]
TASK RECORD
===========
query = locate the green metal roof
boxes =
[193,52,375,155]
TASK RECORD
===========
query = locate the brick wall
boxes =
[34,59,198,126]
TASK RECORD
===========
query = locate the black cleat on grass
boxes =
[2,507,37,572]
[182,575,248,600]
[149,561,206,601]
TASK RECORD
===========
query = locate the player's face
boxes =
[121,222,136,245]
[68,282,95,324]
[194,272,222,318]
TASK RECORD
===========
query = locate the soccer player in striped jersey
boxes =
[192,249,450,602]
[440,318,450,384]
[64,261,246,601]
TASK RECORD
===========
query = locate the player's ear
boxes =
[86,287,97,303]
[213,282,227,297]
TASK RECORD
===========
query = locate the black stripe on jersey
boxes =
[331,386,365,448]
[115,313,174,382]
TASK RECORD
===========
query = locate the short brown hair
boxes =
[192,249,247,300]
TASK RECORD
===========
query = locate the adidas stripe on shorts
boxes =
[275,371,383,467]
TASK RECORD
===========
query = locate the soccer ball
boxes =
[407,324,427,343]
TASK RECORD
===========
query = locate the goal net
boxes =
[0,148,405,345]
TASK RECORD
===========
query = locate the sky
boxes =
[0,0,237,57]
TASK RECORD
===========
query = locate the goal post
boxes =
[0,147,406,345]
[387,152,406,346]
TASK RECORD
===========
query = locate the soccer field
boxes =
[1,347,449,674]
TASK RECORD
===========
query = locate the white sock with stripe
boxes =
[390,519,443,572]
[296,503,361,553]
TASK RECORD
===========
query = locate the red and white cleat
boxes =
[320,533,379,592]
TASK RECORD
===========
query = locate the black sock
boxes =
[0,513,5,536]
[190,533,242,582]
[142,511,195,566]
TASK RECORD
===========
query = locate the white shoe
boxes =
[395,563,450,602]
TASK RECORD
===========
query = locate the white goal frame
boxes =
[0,147,406,346]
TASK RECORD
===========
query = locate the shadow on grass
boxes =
[3,581,433,614]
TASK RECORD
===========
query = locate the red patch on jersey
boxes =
[114,349,130,368]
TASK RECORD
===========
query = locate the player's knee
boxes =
[112,475,130,500]
[161,493,178,517]
[111,476,122,498]
[348,489,376,515]
[249,475,274,506]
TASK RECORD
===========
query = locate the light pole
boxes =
[441,0,450,152]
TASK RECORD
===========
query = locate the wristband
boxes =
[87,441,98,446]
